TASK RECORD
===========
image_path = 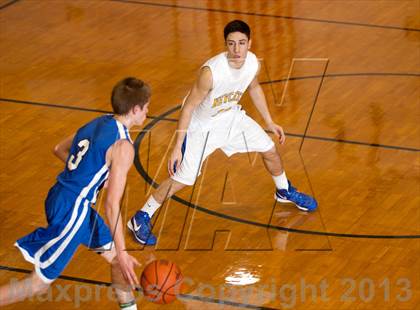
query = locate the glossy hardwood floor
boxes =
[0,0,419,309]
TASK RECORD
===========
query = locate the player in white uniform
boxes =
[128,20,317,245]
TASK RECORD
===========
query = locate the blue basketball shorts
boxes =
[15,183,113,284]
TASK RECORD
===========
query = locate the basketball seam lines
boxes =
[154,260,159,295]
[159,262,175,304]
[143,268,162,301]
[162,291,167,304]
[163,276,184,296]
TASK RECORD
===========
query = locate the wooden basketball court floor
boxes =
[0,0,419,309]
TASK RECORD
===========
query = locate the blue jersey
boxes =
[57,114,132,203]
[15,114,130,283]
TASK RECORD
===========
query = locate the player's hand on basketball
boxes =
[268,123,286,144]
[168,147,183,176]
[118,251,141,290]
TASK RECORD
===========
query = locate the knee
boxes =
[167,179,187,197]
[36,284,50,296]
[262,147,278,160]
[31,275,50,295]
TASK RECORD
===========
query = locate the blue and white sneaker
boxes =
[275,181,318,212]
[127,211,157,245]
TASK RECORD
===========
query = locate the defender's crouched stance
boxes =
[128,20,317,246]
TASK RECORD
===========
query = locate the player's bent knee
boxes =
[30,273,50,295]
[37,284,50,296]
[168,179,187,196]
[262,146,278,159]
[172,179,187,190]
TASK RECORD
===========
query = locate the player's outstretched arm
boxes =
[168,66,213,175]
[105,140,141,289]
[53,134,75,163]
[248,74,286,144]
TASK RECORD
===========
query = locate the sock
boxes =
[272,171,289,190]
[141,195,161,218]
[120,300,137,310]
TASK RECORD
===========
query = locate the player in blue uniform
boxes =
[0,77,150,310]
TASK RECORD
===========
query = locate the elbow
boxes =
[53,144,61,157]
[248,85,259,95]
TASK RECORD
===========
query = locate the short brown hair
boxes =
[111,77,151,115]
[224,20,250,40]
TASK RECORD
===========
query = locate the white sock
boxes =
[272,171,289,190]
[141,195,161,218]
[120,300,137,310]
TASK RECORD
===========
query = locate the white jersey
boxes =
[191,51,259,124]
[173,51,273,186]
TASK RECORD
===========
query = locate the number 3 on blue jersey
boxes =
[68,139,90,171]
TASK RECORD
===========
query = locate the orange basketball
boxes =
[140,259,183,304]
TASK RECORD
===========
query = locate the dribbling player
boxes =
[128,20,317,246]
[0,77,149,310]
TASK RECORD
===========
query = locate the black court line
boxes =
[0,0,20,11]
[286,132,419,153]
[178,293,279,310]
[2,99,417,152]
[260,72,420,85]
[133,105,420,240]
[2,70,419,152]
[0,98,178,122]
[0,265,279,309]
[260,71,420,153]
[0,265,110,286]
[111,0,420,32]
[295,249,333,252]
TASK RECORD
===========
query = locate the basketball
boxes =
[140,259,183,304]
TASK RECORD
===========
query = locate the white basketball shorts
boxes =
[171,109,274,186]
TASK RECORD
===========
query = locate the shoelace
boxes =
[139,215,153,234]
[288,190,312,205]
